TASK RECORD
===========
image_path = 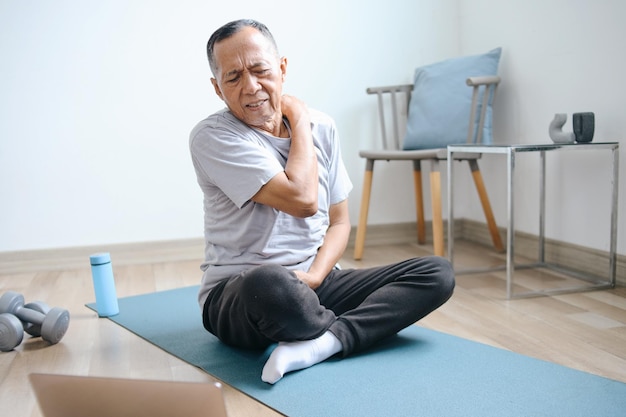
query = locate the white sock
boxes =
[261,331,343,384]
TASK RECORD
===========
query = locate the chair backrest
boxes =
[366,76,500,151]
[366,84,412,151]
[465,76,501,145]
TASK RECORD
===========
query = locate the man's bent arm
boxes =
[252,95,318,218]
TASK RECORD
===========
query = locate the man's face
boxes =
[211,27,287,135]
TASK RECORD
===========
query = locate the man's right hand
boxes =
[280,95,311,130]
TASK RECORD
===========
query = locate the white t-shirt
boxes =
[189,108,353,307]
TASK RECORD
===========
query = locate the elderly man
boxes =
[189,19,454,384]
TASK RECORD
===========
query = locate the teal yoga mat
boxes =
[88,286,626,416]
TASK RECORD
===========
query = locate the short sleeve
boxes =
[190,113,284,208]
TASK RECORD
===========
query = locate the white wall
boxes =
[0,0,457,252]
[456,0,626,255]
[1,0,624,256]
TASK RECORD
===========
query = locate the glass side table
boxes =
[447,142,619,299]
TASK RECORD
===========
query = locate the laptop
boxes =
[29,373,228,417]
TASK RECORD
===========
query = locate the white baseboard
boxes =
[0,238,205,275]
[2,221,624,286]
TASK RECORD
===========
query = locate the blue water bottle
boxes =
[89,252,119,317]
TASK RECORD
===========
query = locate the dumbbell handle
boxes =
[14,306,45,325]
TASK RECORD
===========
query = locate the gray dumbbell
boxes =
[0,291,70,348]
[22,301,51,337]
[0,313,24,352]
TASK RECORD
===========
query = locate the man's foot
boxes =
[261,331,342,384]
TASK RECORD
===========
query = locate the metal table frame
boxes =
[447,142,619,299]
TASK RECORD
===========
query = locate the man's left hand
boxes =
[293,270,323,290]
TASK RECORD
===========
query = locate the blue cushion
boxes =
[403,48,502,150]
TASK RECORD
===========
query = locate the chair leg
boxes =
[354,160,375,260]
[412,160,426,244]
[468,160,505,252]
[429,160,445,257]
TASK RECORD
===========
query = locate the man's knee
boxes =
[407,256,455,300]
[238,264,295,303]
[429,256,455,301]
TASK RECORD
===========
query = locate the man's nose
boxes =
[241,73,260,94]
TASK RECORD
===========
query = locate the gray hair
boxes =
[206,19,279,76]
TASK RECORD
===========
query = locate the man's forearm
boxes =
[308,222,350,280]
[282,99,318,211]
[252,96,319,218]
[306,201,351,288]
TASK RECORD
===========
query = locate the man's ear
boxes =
[210,78,224,101]
[280,56,287,82]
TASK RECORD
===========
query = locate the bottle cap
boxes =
[90,252,111,265]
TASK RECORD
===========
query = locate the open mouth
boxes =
[246,99,268,109]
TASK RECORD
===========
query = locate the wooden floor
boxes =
[1,240,625,417]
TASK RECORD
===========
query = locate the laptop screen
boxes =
[29,373,228,417]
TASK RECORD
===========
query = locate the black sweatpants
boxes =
[202,256,455,356]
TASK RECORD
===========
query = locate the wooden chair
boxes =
[353,76,505,259]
